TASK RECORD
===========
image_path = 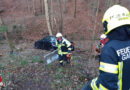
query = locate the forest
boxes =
[0,0,130,89]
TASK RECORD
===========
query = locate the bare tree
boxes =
[26,0,30,13]
[57,0,63,33]
[89,0,100,60]
[44,0,53,35]
[115,0,120,4]
[40,0,44,14]
[109,0,113,7]
[74,0,77,18]
[63,0,67,13]
[33,0,36,15]
[104,0,112,9]
[50,0,54,29]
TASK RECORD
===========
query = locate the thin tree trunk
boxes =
[44,0,53,35]
[0,16,2,25]
[105,0,111,9]
[115,0,119,4]
[63,0,67,13]
[40,0,44,14]
[89,0,100,60]
[40,0,42,14]
[42,0,44,14]
[74,0,77,18]
[57,0,63,33]
[51,0,53,29]
[4,31,15,52]
[0,16,15,52]
[93,0,100,33]
[33,0,36,15]
[26,0,30,13]
[109,0,113,7]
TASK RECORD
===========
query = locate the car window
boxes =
[50,36,57,46]
[44,36,51,41]
[50,36,56,42]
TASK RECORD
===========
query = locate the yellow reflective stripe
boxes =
[118,17,130,21]
[58,44,62,48]
[118,62,123,90]
[62,44,65,46]
[67,44,71,47]
[56,41,58,46]
[62,52,68,54]
[60,60,63,63]
[99,84,108,90]
[68,48,71,50]
[99,62,118,74]
[58,44,62,55]
[58,50,62,54]
[91,78,99,90]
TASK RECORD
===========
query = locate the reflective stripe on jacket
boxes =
[56,37,71,55]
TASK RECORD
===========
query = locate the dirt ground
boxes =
[1,0,129,89]
[0,39,99,90]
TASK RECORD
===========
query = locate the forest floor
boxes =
[0,0,121,89]
[0,39,99,90]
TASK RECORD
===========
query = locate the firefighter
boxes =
[83,5,130,90]
[95,34,109,66]
[95,34,109,53]
[56,33,72,66]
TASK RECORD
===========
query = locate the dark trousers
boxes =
[59,54,67,65]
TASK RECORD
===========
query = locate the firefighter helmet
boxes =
[102,5,130,35]
[56,33,62,37]
[100,34,106,40]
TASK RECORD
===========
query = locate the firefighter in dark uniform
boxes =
[83,5,130,90]
[56,33,72,66]
[95,34,109,53]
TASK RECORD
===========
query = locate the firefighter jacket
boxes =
[83,25,130,90]
[56,37,71,55]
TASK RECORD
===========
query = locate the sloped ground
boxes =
[0,40,99,90]
[0,0,129,89]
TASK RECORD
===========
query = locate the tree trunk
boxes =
[26,0,30,13]
[40,0,44,14]
[109,0,113,7]
[74,0,77,18]
[105,0,112,9]
[4,31,15,52]
[89,0,100,60]
[51,0,53,29]
[63,0,67,13]
[44,0,53,35]
[115,0,119,4]
[57,0,63,33]
[0,16,15,53]
[33,0,36,15]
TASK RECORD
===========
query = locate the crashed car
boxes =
[34,36,57,51]
[34,36,75,51]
